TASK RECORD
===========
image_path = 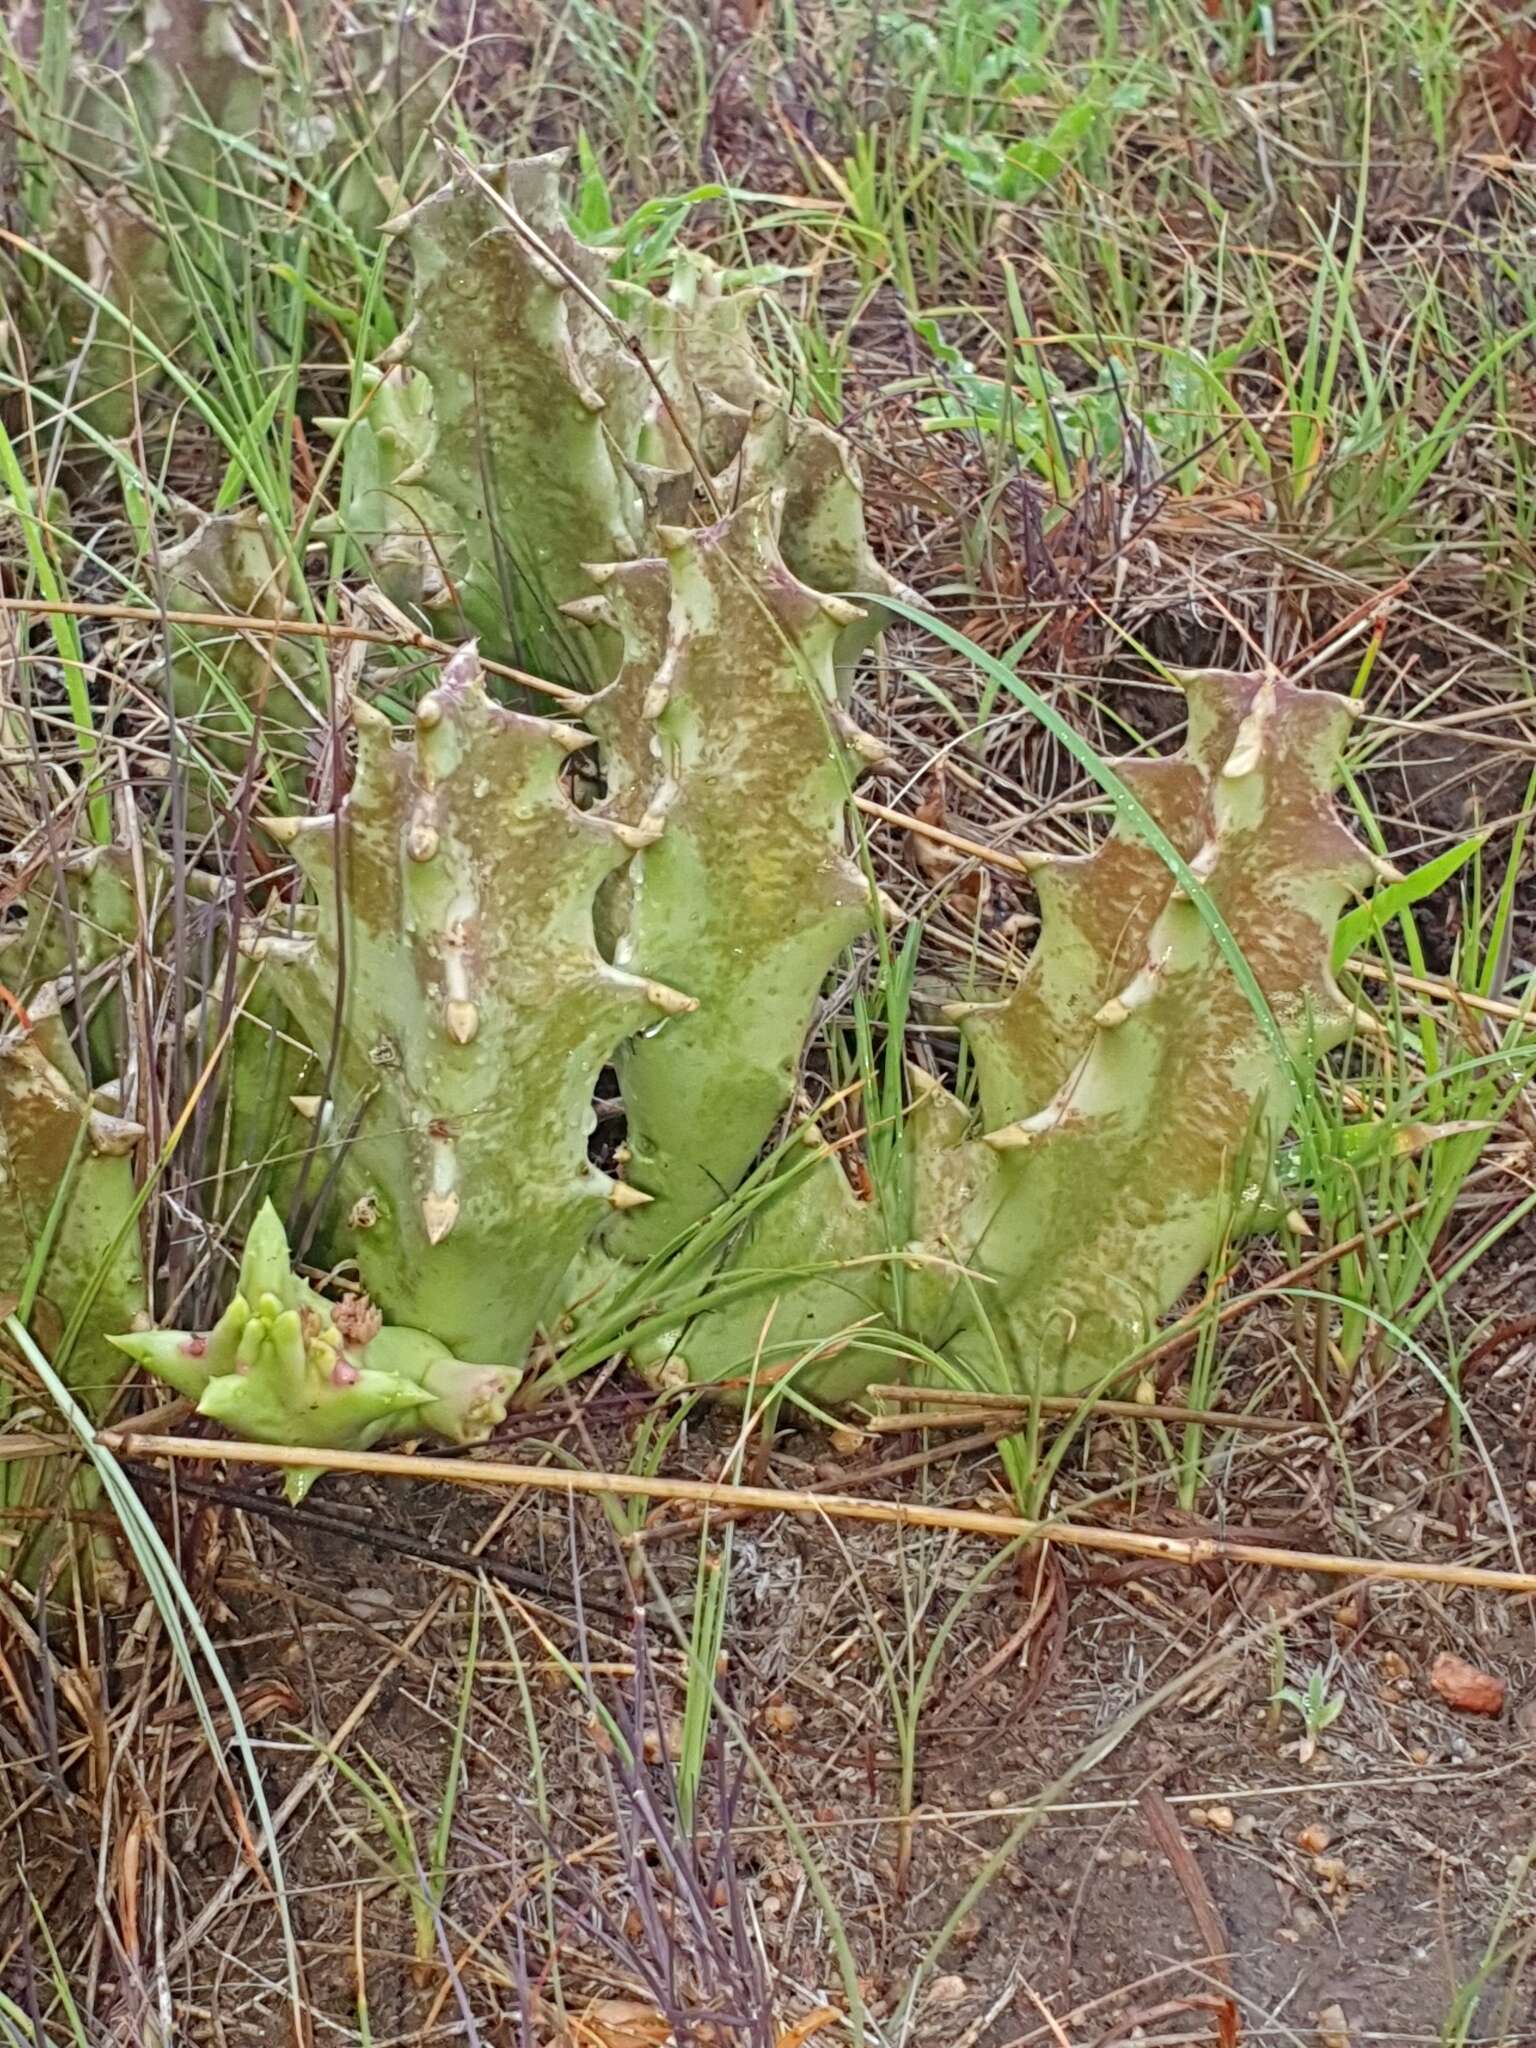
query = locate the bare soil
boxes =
[32,1285,1531,2046]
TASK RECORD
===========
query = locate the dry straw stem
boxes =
[103,1433,1536,1596]
[859,1386,1302,1434]
[1348,955,1533,1027]
[0,592,587,707]
[854,794,1046,878]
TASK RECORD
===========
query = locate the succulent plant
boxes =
[334,153,908,685]
[4,152,1373,1481]
[0,845,166,1092]
[581,494,883,1251]
[109,1200,518,1500]
[635,670,1376,1401]
[2,844,145,988]
[0,987,146,1417]
[331,154,902,1250]
[248,644,692,1364]
[62,1,263,435]
[332,154,655,683]
[0,480,73,566]
[157,506,318,789]
[0,989,146,1593]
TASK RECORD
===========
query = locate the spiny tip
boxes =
[646,981,698,1016]
[981,1104,1077,1151]
[444,1000,480,1045]
[609,818,665,851]
[421,1190,459,1245]
[833,711,894,766]
[240,932,313,964]
[559,595,614,627]
[87,1110,145,1157]
[350,696,391,733]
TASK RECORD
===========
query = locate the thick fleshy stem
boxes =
[580,491,884,1252]
[631,670,1379,1401]
[251,646,693,1362]
[331,152,910,684]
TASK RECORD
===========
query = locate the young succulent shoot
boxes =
[108,1201,518,1501]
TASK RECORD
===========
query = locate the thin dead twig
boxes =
[860,1387,1304,1435]
[127,1465,626,1616]
[1138,1788,1237,2037]
[101,1433,1536,1596]
[0,593,586,708]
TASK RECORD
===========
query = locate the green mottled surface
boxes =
[338,154,907,687]
[644,672,1374,1400]
[159,507,317,782]
[256,646,691,1362]
[585,492,875,1252]
[0,847,162,1086]
[0,994,146,1416]
[370,155,650,679]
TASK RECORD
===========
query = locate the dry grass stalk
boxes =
[102,1432,1536,1596]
